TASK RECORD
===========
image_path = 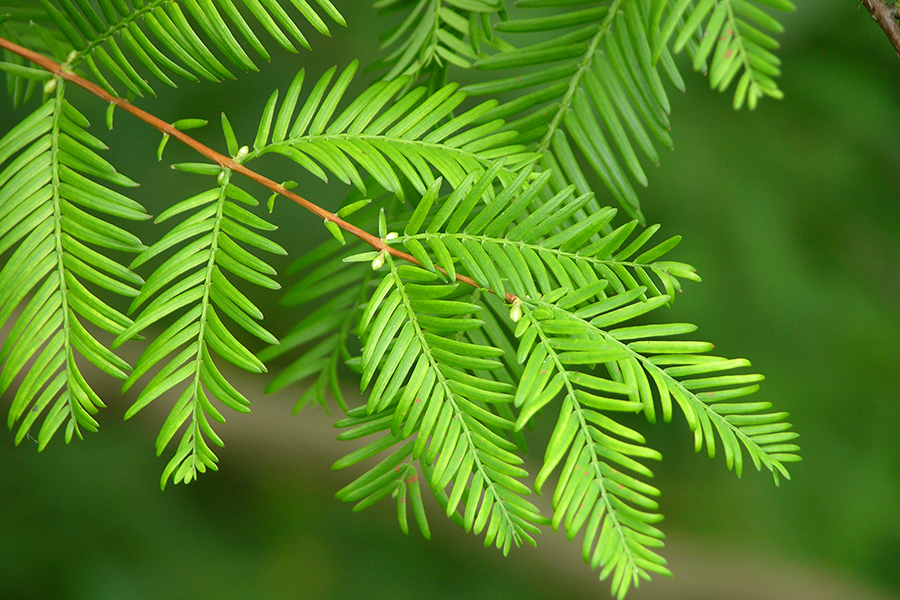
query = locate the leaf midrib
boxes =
[535,0,625,157]
[523,302,643,583]
[537,297,788,480]
[387,255,525,547]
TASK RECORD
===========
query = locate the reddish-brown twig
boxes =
[0,36,517,304]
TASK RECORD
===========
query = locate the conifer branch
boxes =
[0,36,515,304]
[0,2,801,592]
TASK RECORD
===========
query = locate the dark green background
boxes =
[1,1,899,599]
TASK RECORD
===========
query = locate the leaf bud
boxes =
[509,298,522,323]
[371,251,386,271]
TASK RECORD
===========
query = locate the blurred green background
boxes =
[2,1,899,599]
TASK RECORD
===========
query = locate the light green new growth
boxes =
[0,1,798,598]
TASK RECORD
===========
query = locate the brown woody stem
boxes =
[861,0,900,59]
[0,36,518,304]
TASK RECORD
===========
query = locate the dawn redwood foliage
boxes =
[0,1,800,596]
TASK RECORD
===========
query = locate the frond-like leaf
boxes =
[515,296,669,598]
[653,0,795,109]
[0,0,346,97]
[371,0,511,87]
[525,286,799,482]
[467,0,679,223]
[398,165,695,304]
[245,62,540,201]
[117,167,285,488]
[1,83,147,448]
[333,254,549,552]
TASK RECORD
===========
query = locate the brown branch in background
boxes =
[0,36,518,304]
[861,0,900,59]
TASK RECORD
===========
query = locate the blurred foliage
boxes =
[1,0,899,598]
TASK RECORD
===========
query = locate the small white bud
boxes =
[384,231,398,241]
[235,145,249,162]
[371,251,386,271]
[509,299,522,323]
[43,78,57,95]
